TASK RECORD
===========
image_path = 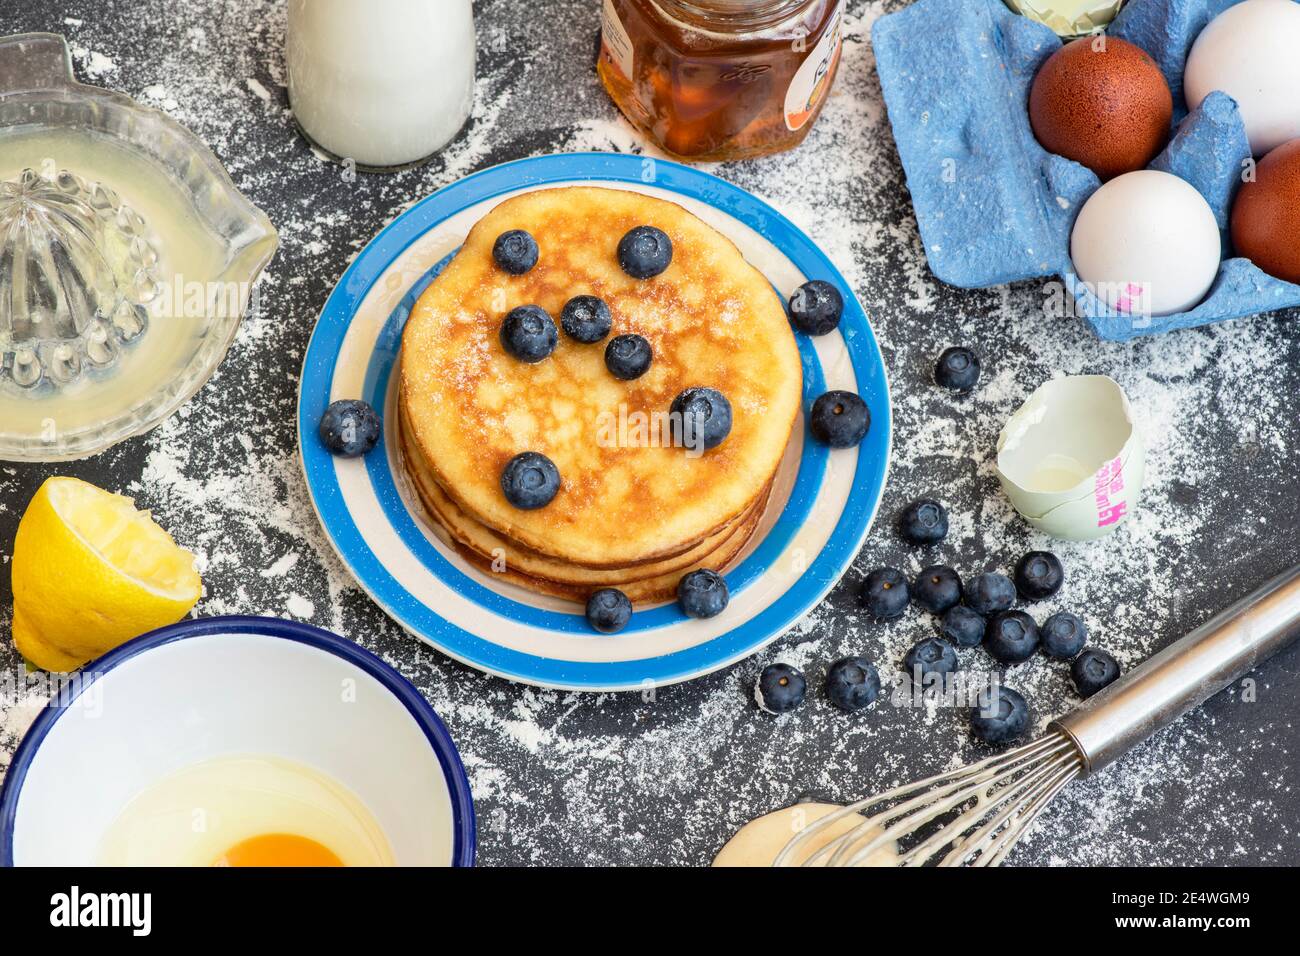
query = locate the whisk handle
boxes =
[1051,563,1300,776]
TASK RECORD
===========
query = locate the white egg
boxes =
[1184,0,1300,156]
[95,755,394,866]
[1070,170,1221,317]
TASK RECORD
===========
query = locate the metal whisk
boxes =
[776,563,1300,867]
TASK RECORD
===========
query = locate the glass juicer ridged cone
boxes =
[0,166,159,390]
[0,32,277,461]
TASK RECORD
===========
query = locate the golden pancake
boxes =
[396,403,762,590]
[398,186,802,568]
[421,481,768,604]
[397,383,761,570]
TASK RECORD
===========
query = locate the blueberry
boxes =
[670,387,733,452]
[970,686,1030,744]
[861,567,909,620]
[904,637,959,677]
[755,662,806,714]
[1072,648,1121,698]
[1041,611,1087,660]
[912,564,962,614]
[492,229,539,275]
[824,656,881,712]
[963,572,1016,616]
[809,390,870,448]
[678,568,729,618]
[940,605,986,648]
[560,295,612,343]
[985,610,1040,664]
[787,280,844,335]
[586,588,632,634]
[500,451,561,509]
[899,498,948,545]
[1015,551,1064,601]
[605,333,653,380]
[500,305,558,363]
[319,399,381,458]
[617,225,672,279]
[934,346,980,391]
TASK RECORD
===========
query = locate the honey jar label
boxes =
[784,0,844,131]
[600,0,634,84]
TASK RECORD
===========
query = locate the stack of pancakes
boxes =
[397,187,802,604]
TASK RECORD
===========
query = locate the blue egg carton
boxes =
[872,0,1300,340]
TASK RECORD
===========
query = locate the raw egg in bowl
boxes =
[0,616,475,866]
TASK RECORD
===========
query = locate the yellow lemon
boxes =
[11,477,201,672]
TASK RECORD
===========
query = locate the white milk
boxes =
[287,0,476,169]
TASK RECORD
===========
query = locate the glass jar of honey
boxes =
[597,0,845,162]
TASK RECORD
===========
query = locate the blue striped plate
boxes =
[297,153,891,691]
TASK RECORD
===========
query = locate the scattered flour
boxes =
[261,552,300,578]
[71,45,116,77]
[0,693,48,775]
[0,0,1294,867]
[139,84,180,111]
[245,77,272,102]
[286,594,315,620]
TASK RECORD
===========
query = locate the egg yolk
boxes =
[212,834,343,867]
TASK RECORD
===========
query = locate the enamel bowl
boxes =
[0,616,475,866]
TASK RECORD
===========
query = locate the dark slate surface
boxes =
[1,0,1296,866]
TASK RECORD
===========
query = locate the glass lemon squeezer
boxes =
[0,33,277,461]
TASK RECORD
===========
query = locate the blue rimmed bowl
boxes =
[0,616,475,867]
[296,152,892,692]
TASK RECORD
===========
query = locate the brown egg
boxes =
[1029,37,1173,181]
[1231,139,1300,284]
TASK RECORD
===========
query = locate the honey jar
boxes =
[597,0,845,162]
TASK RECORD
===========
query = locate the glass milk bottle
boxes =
[287,0,476,171]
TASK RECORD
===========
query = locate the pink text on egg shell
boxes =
[1095,455,1127,527]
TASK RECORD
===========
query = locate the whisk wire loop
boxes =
[776,733,1082,868]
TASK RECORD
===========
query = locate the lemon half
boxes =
[11,477,201,672]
